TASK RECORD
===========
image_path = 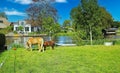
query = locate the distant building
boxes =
[0,17,10,29]
[13,21,31,34]
[13,20,41,34]
[26,19,41,32]
[102,28,117,38]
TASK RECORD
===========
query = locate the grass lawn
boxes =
[0,46,120,73]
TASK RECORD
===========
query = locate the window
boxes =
[16,27,18,31]
[25,27,29,31]
[21,22,24,25]
[0,20,3,23]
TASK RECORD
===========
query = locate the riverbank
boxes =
[5,32,47,37]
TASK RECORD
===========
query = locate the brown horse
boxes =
[43,40,55,50]
[26,37,44,52]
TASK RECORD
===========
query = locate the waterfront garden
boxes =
[1,0,120,73]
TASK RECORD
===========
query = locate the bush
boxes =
[0,33,6,47]
[0,33,7,51]
[10,43,24,49]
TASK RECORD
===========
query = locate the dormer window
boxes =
[21,22,24,25]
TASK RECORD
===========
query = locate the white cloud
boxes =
[55,0,67,3]
[7,0,67,5]
[8,0,32,4]
[5,10,26,16]
[14,0,32,4]
[8,0,67,4]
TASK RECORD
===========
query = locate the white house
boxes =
[13,21,31,34]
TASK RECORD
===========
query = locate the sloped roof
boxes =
[107,28,117,32]
[0,23,7,28]
[0,17,10,26]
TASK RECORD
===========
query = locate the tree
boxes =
[26,0,58,27]
[63,20,71,28]
[42,17,60,34]
[62,20,72,33]
[112,21,120,28]
[18,26,23,33]
[70,0,113,42]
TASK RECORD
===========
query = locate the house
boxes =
[102,28,117,38]
[0,17,10,29]
[13,21,31,34]
[13,20,41,34]
[31,25,41,32]
[26,19,41,32]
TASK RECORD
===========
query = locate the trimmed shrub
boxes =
[0,33,6,47]
[0,33,7,51]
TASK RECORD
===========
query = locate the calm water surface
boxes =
[6,36,75,47]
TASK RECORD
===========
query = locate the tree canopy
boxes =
[63,20,71,28]
[70,0,113,40]
[42,17,60,34]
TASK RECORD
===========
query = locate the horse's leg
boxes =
[38,44,41,52]
[26,42,30,51]
[41,44,44,52]
[41,40,44,52]
[44,46,46,51]
[51,45,54,50]
[30,44,32,51]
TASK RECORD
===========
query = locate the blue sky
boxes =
[0,0,120,24]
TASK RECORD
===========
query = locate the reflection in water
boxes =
[55,36,74,44]
[6,36,75,46]
[6,36,29,47]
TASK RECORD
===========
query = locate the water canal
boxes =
[6,36,76,47]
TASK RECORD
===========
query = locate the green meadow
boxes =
[0,46,120,73]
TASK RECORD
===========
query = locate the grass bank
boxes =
[0,46,120,73]
[55,32,75,36]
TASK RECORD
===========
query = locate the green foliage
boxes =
[0,29,7,34]
[0,26,13,34]
[13,31,17,34]
[70,0,113,40]
[1,46,120,73]
[42,17,61,35]
[63,20,72,28]
[62,20,73,33]
[112,21,120,28]
[73,31,87,45]
[10,43,24,49]
[56,32,75,36]
[18,26,23,31]
[74,39,120,45]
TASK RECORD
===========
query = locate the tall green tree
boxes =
[63,20,71,28]
[70,0,113,41]
[62,20,72,32]
[42,17,60,34]
[112,21,120,28]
